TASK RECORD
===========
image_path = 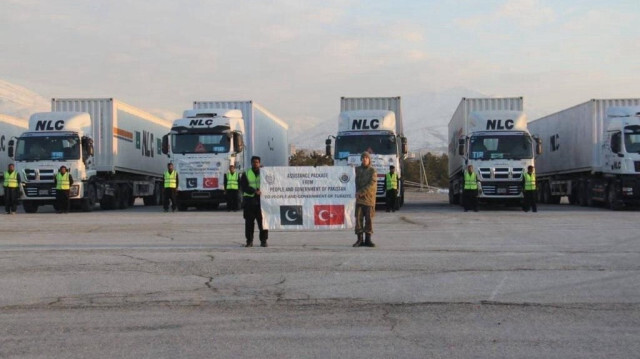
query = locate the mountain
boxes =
[0,79,49,119]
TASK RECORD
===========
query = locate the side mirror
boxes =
[535,137,543,155]
[8,139,15,158]
[458,138,465,156]
[233,132,244,153]
[162,135,169,155]
[82,136,94,157]
[325,138,332,158]
[401,136,408,155]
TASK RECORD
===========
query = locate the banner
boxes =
[261,166,356,230]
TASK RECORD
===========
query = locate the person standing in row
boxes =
[55,165,73,214]
[353,151,377,248]
[385,165,399,212]
[224,164,239,211]
[463,164,478,212]
[3,163,20,215]
[240,156,268,247]
[522,165,537,212]
[163,163,178,212]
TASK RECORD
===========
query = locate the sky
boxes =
[1,0,639,131]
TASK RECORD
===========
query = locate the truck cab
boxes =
[603,107,640,175]
[328,110,408,204]
[453,110,540,202]
[162,109,246,210]
[10,112,94,212]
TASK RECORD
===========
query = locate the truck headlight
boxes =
[622,187,633,196]
[70,185,80,197]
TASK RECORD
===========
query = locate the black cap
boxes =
[251,156,261,162]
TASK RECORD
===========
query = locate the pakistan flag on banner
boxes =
[260,166,356,230]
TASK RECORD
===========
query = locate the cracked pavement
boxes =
[0,192,639,358]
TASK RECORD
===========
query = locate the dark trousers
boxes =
[463,189,478,211]
[163,188,177,211]
[243,201,268,244]
[226,189,239,211]
[56,189,70,213]
[4,187,19,213]
[386,189,398,212]
[355,204,374,234]
[523,190,537,212]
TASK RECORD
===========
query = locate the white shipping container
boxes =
[529,99,640,175]
[0,114,28,200]
[192,101,289,166]
[340,97,403,135]
[52,98,171,177]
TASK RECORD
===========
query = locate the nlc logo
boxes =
[485,119,514,130]
[141,130,155,157]
[35,120,65,131]
[352,119,379,130]
[189,119,214,126]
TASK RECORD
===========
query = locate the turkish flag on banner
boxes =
[314,205,345,225]
[203,177,218,188]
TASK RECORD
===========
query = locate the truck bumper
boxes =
[22,182,82,200]
[177,189,226,205]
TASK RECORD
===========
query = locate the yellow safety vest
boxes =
[385,173,398,190]
[226,172,239,190]
[524,172,536,191]
[56,173,70,190]
[464,171,478,190]
[243,169,259,197]
[4,171,18,188]
[164,170,177,188]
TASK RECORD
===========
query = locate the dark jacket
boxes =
[355,165,377,206]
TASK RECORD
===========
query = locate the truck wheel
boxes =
[177,203,188,211]
[22,200,39,213]
[118,185,131,209]
[607,182,622,210]
[578,182,588,206]
[100,192,119,210]
[81,184,96,212]
[542,183,551,204]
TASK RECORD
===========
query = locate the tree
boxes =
[403,152,448,188]
[289,150,334,166]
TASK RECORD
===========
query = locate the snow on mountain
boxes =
[0,79,49,119]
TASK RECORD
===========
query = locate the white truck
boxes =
[161,101,289,210]
[448,97,541,205]
[0,114,28,205]
[9,98,171,213]
[528,99,640,209]
[325,97,408,206]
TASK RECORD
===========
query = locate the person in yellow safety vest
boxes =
[240,156,268,247]
[163,163,179,212]
[3,163,21,214]
[224,164,239,211]
[463,164,478,212]
[55,165,74,214]
[385,165,399,213]
[522,165,537,212]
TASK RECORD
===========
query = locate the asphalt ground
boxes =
[1,191,639,358]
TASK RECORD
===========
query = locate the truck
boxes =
[9,98,171,213]
[0,114,28,205]
[161,101,289,210]
[528,99,640,209]
[325,97,408,206]
[448,97,541,205]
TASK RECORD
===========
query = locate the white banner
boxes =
[261,166,356,230]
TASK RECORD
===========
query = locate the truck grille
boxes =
[24,183,56,197]
[376,177,385,196]
[24,169,55,181]
[479,167,523,179]
[481,182,521,196]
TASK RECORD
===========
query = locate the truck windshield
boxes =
[15,135,81,161]
[335,135,397,159]
[172,133,230,154]
[469,134,533,160]
[624,125,640,153]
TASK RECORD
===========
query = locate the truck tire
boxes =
[118,184,131,209]
[578,182,588,207]
[81,184,97,212]
[100,192,119,210]
[607,182,623,210]
[22,200,38,213]
[541,183,551,204]
[177,203,188,211]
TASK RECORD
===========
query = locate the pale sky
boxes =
[1,0,639,128]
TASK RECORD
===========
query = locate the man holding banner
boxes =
[354,151,377,248]
[240,156,268,247]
